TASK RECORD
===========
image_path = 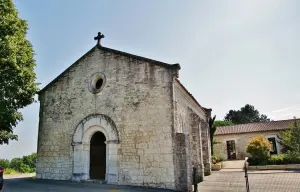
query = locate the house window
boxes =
[268,137,278,155]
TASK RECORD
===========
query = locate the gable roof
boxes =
[38,45,181,94]
[215,119,299,135]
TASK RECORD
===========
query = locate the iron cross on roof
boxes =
[94,32,105,47]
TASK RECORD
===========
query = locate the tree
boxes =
[209,115,234,155]
[278,119,300,154]
[246,136,272,160]
[0,159,10,168]
[22,153,36,169]
[224,104,270,124]
[0,0,38,144]
[209,115,216,155]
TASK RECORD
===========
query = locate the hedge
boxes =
[0,153,36,173]
[247,153,300,166]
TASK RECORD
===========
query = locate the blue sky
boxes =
[1,0,300,159]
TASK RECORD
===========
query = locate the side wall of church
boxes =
[36,47,178,189]
[173,81,210,191]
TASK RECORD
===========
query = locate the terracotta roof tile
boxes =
[215,119,299,135]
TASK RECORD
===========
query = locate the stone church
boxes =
[36,32,212,191]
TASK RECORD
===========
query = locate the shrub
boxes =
[212,154,225,164]
[18,163,34,173]
[0,159,10,168]
[247,152,300,166]
[3,168,19,175]
[246,136,272,160]
[10,154,36,173]
[22,153,36,169]
[268,154,285,165]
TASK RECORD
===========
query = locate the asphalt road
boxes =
[3,178,173,192]
[3,170,300,192]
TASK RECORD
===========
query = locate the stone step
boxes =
[197,185,245,192]
[199,181,246,188]
[80,179,107,184]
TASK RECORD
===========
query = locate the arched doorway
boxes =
[90,132,106,180]
[72,114,119,183]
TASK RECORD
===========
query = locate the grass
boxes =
[3,168,20,175]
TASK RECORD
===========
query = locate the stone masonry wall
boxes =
[200,119,211,176]
[173,81,210,189]
[174,133,189,191]
[37,47,178,189]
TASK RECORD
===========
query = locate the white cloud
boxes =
[283,113,293,117]
[272,108,290,113]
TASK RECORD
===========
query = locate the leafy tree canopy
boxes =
[224,104,270,124]
[278,119,300,154]
[214,120,234,127]
[0,0,38,144]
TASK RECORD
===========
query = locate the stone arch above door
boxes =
[72,114,120,145]
[71,114,119,183]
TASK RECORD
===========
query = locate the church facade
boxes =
[36,34,211,191]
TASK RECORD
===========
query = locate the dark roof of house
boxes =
[215,119,299,135]
[175,79,211,114]
[38,45,181,94]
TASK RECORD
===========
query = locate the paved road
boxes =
[198,170,300,192]
[3,177,173,192]
[4,171,300,192]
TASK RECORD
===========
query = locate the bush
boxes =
[0,159,10,168]
[268,154,285,165]
[1,153,37,174]
[246,136,272,160]
[212,154,225,164]
[10,156,35,173]
[22,153,36,169]
[3,168,19,175]
[247,152,300,166]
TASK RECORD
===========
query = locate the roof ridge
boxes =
[100,46,180,69]
[216,118,300,128]
[215,118,299,135]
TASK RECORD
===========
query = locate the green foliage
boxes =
[3,168,19,175]
[0,0,38,144]
[209,115,216,155]
[278,119,300,154]
[248,152,300,166]
[224,104,270,124]
[0,159,10,168]
[22,153,36,169]
[0,153,36,173]
[214,121,234,127]
[246,136,272,160]
[212,154,225,164]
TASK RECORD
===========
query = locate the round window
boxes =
[88,72,106,94]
